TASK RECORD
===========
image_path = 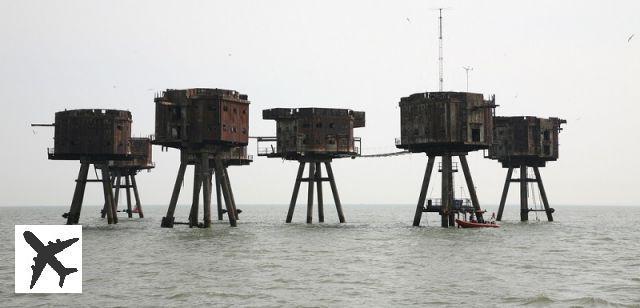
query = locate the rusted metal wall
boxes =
[488,116,566,167]
[262,107,365,158]
[52,109,131,160]
[397,92,495,153]
[111,137,154,169]
[154,88,249,149]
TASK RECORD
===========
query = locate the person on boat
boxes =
[490,212,496,224]
[469,212,477,223]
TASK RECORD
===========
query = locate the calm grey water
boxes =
[1,204,639,307]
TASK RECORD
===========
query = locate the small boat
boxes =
[456,219,499,228]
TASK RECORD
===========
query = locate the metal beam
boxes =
[286,162,305,223]
[533,167,553,222]
[413,155,435,226]
[496,168,513,221]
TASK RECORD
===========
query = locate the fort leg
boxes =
[214,159,236,227]
[533,167,553,222]
[286,162,305,223]
[100,167,116,224]
[441,155,453,228]
[306,162,315,224]
[520,165,529,221]
[125,175,133,218]
[325,162,345,223]
[316,162,324,223]
[223,166,239,220]
[497,168,513,221]
[215,171,223,221]
[189,163,203,228]
[130,174,144,218]
[413,156,435,226]
[161,162,187,228]
[103,174,118,218]
[114,175,121,212]
[202,154,212,228]
[459,155,484,223]
[67,162,89,225]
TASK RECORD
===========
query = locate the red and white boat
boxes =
[455,219,499,228]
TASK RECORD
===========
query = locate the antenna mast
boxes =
[463,66,473,91]
[438,8,444,91]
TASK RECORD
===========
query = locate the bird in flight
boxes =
[23,231,79,289]
[628,34,635,42]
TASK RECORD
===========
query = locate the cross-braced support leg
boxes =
[215,171,223,221]
[496,168,513,221]
[189,163,203,227]
[520,165,528,221]
[130,174,144,218]
[325,162,345,223]
[286,162,305,223]
[459,155,484,223]
[161,162,187,228]
[125,174,133,218]
[413,155,435,226]
[201,153,212,228]
[306,162,315,224]
[214,158,237,227]
[100,167,117,224]
[441,155,453,228]
[533,167,553,221]
[316,162,324,223]
[223,166,239,220]
[67,162,90,225]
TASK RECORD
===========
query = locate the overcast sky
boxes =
[1,0,639,208]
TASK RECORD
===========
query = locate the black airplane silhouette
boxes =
[23,231,79,289]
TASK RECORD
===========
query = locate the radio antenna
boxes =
[438,8,444,91]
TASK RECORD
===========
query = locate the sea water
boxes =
[1,204,639,307]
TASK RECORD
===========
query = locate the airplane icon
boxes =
[23,231,79,289]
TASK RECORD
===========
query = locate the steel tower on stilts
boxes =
[488,116,566,221]
[101,137,154,219]
[397,92,497,227]
[34,109,137,225]
[258,108,365,224]
[154,88,252,229]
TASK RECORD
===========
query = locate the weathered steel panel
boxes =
[111,137,154,169]
[261,107,365,159]
[488,116,566,167]
[52,109,132,160]
[397,92,495,154]
[153,88,250,149]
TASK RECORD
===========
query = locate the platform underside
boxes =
[261,152,357,161]
[397,143,488,155]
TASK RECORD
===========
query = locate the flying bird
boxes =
[628,34,635,42]
[406,17,411,23]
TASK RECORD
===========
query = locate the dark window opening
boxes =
[471,129,481,142]
[329,123,334,128]
[544,145,551,155]
[543,131,550,141]
[316,122,322,128]
[223,105,228,112]
[302,123,310,128]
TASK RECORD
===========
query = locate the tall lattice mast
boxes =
[438,8,444,91]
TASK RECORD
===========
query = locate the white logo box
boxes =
[15,225,82,293]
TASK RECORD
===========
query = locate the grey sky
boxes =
[1,0,638,207]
